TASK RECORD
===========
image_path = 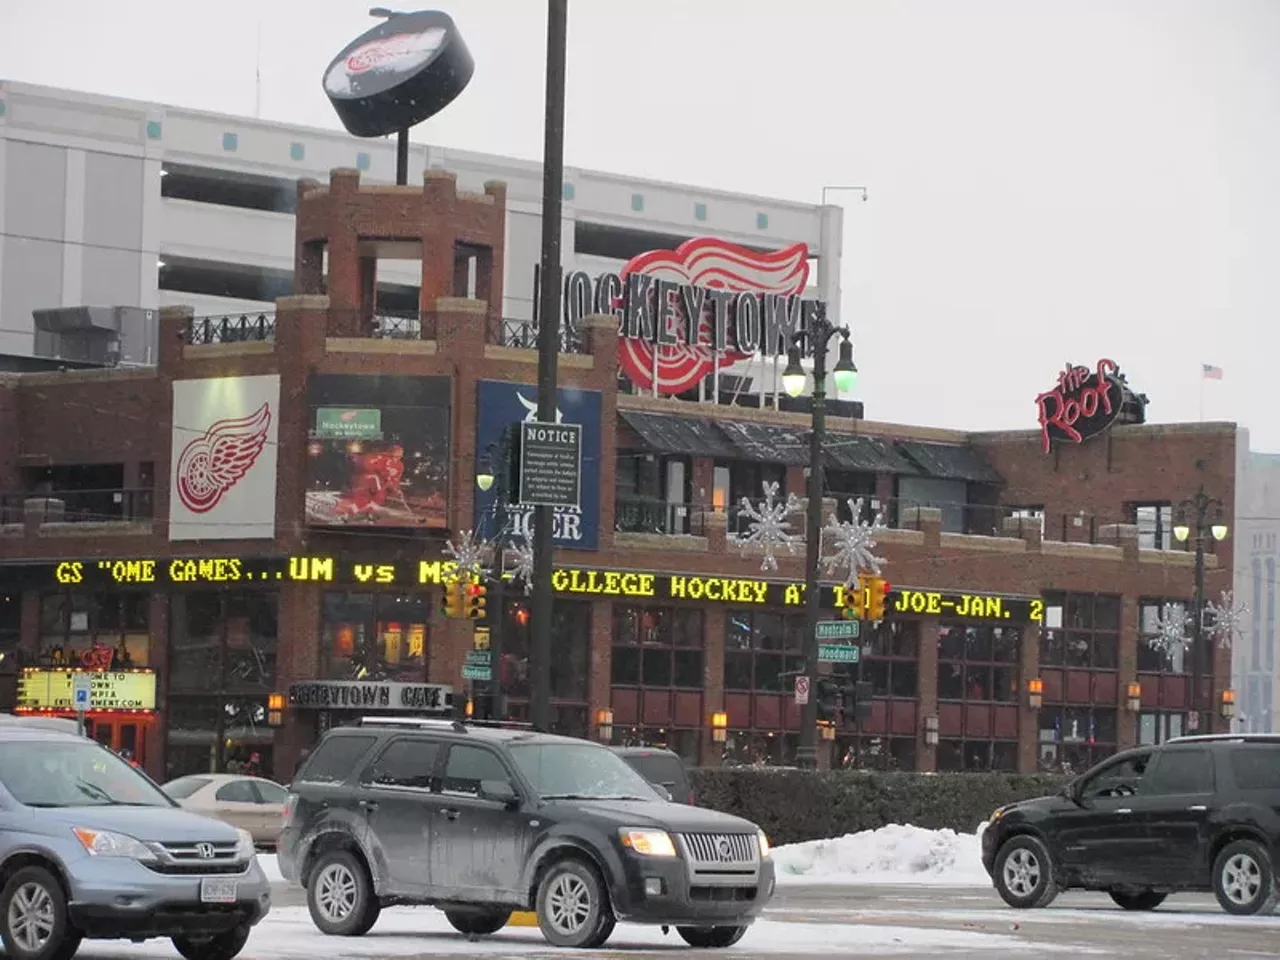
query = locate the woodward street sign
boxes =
[819,644,861,664]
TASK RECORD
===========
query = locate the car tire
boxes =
[1109,890,1167,911]
[676,925,749,948]
[993,835,1059,909]
[172,923,251,960]
[444,908,511,936]
[535,857,613,949]
[1213,838,1278,916]
[0,866,82,960]
[306,849,382,936]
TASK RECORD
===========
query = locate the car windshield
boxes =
[509,742,664,801]
[0,740,175,808]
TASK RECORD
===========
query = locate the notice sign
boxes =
[518,421,582,509]
[17,669,158,714]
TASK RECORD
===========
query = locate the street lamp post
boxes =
[781,305,857,769]
[1172,485,1229,727]
[475,426,516,721]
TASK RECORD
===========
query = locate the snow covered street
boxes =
[68,831,1280,959]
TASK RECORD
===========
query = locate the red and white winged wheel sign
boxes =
[617,238,810,396]
[168,374,280,541]
[175,403,272,514]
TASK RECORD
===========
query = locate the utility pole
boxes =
[1173,483,1229,729]
[529,0,568,732]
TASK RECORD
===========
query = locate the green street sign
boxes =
[815,620,860,641]
[465,650,491,666]
[461,665,491,681]
[818,643,861,664]
[314,407,382,439]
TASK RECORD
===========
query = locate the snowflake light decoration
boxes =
[1147,602,1192,655]
[443,529,493,580]
[1205,590,1249,650]
[505,536,535,595]
[737,481,803,572]
[821,497,887,590]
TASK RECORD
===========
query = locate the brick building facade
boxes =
[0,168,1239,784]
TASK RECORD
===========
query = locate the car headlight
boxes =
[619,828,677,857]
[235,828,256,859]
[758,830,772,858]
[72,827,157,862]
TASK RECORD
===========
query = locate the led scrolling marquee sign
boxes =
[9,557,1044,625]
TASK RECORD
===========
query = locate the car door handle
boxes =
[1116,808,1132,815]
[440,808,461,821]
[1188,805,1207,812]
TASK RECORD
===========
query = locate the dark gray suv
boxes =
[278,718,775,949]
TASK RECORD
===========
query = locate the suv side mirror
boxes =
[654,783,673,802]
[479,779,519,808]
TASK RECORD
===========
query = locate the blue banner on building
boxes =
[474,380,602,551]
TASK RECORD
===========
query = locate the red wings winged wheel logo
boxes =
[176,402,272,514]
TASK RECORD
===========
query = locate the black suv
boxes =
[277,718,775,949]
[982,734,1280,916]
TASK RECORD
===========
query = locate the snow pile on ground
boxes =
[773,823,990,886]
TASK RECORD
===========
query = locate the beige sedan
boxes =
[162,773,288,847]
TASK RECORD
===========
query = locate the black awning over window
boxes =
[825,434,920,474]
[897,440,1004,484]
[618,410,738,459]
[717,420,810,466]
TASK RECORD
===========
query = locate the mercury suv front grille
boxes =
[679,832,758,866]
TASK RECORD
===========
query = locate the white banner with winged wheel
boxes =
[168,375,281,541]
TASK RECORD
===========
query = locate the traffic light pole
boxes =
[487,426,513,721]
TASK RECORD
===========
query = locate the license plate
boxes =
[199,878,238,904]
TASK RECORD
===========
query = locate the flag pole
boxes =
[1199,368,1205,422]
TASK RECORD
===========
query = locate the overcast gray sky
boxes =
[2,0,1275,450]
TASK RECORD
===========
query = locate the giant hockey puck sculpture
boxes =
[323,9,474,139]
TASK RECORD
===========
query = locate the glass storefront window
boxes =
[723,610,804,692]
[321,592,428,682]
[499,599,591,704]
[1038,705,1119,773]
[38,591,150,669]
[166,591,278,779]
[611,606,704,689]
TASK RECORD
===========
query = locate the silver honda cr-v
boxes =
[0,722,271,960]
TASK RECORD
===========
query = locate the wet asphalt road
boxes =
[253,879,1280,959]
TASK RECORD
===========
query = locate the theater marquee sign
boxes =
[5,555,1044,625]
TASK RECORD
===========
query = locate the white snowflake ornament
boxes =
[1205,590,1249,650]
[1147,602,1192,654]
[505,536,535,595]
[821,497,887,590]
[737,481,804,572]
[444,529,493,580]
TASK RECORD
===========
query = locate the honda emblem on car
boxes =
[195,843,216,859]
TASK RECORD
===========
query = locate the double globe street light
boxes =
[778,305,858,768]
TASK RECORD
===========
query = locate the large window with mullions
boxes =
[723,610,804,692]
[166,591,278,780]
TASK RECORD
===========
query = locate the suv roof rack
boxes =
[357,717,470,732]
[354,716,538,733]
[1167,733,1280,744]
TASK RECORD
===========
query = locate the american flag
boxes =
[1202,364,1223,380]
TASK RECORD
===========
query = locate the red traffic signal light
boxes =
[867,578,891,621]
[464,581,488,619]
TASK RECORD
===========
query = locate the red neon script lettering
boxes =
[1036,358,1118,454]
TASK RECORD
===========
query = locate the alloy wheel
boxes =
[1003,847,1041,898]
[1222,853,1262,906]
[315,862,358,923]
[7,882,55,954]
[545,873,592,937]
